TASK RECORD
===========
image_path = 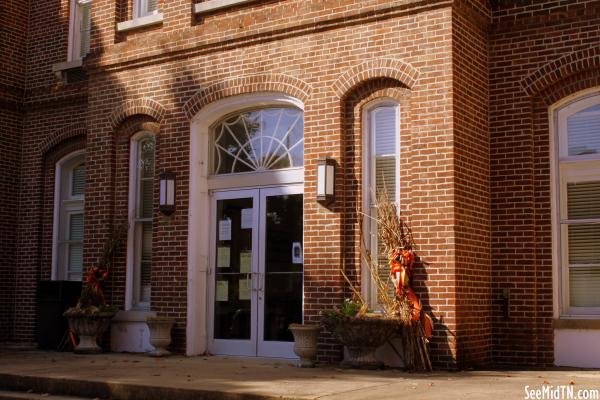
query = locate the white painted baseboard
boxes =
[555,329,600,368]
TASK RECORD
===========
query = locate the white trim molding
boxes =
[126,131,156,311]
[360,98,400,307]
[550,87,600,368]
[52,59,83,73]
[117,13,164,33]
[51,150,86,281]
[194,0,256,15]
[549,87,600,319]
[187,92,304,356]
[52,59,83,82]
[68,0,92,62]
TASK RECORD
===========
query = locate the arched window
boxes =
[128,133,155,310]
[52,151,86,281]
[555,92,600,315]
[362,101,400,304]
[211,107,304,175]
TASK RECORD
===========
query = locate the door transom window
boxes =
[211,107,304,175]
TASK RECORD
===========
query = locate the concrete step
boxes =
[0,391,95,400]
[0,373,275,400]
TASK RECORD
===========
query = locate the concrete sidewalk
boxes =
[0,351,599,400]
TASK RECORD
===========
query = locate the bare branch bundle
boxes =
[351,190,431,372]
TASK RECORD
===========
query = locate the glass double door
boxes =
[208,186,303,358]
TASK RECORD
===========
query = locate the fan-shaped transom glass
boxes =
[212,107,304,175]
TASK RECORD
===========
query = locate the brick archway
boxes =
[182,73,312,119]
[521,48,600,97]
[37,122,87,157]
[332,58,420,99]
[108,98,166,129]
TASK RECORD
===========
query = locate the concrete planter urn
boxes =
[289,323,320,368]
[64,312,115,354]
[321,314,401,369]
[146,316,175,357]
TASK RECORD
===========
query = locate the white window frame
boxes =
[126,131,156,311]
[209,106,304,181]
[68,0,92,62]
[551,88,600,318]
[51,150,86,281]
[134,0,158,19]
[361,99,400,306]
[203,95,305,192]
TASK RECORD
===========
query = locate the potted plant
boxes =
[63,224,126,354]
[289,323,320,368]
[321,299,402,369]
[321,192,433,371]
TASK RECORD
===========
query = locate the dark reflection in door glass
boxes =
[263,194,303,342]
[214,197,253,340]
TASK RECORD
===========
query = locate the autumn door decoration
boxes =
[63,223,126,353]
[65,223,126,316]
[364,191,432,371]
[389,247,433,336]
[328,191,432,371]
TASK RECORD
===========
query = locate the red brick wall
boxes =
[79,0,462,364]
[13,105,87,344]
[0,107,22,342]
[0,0,28,342]
[489,0,600,366]
[452,1,492,366]
[25,0,71,90]
[6,0,494,367]
[10,0,598,368]
[0,0,28,90]
[8,0,88,345]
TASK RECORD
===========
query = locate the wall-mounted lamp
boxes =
[159,171,176,216]
[316,157,336,205]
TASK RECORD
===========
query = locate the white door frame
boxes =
[208,185,303,358]
[208,189,260,356]
[256,185,303,358]
[186,92,305,356]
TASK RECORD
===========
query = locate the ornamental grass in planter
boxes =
[63,224,126,354]
[321,308,402,370]
[321,192,433,372]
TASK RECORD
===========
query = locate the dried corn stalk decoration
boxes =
[348,190,432,371]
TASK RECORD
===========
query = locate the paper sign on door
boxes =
[240,251,252,273]
[219,219,232,241]
[216,281,228,302]
[241,208,253,230]
[217,246,230,268]
[239,278,251,300]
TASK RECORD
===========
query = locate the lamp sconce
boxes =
[159,171,176,216]
[316,157,336,205]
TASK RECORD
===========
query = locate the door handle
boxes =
[258,272,264,294]
[245,273,253,291]
[250,272,259,292]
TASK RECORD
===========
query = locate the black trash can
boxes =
[37,280,82,350]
